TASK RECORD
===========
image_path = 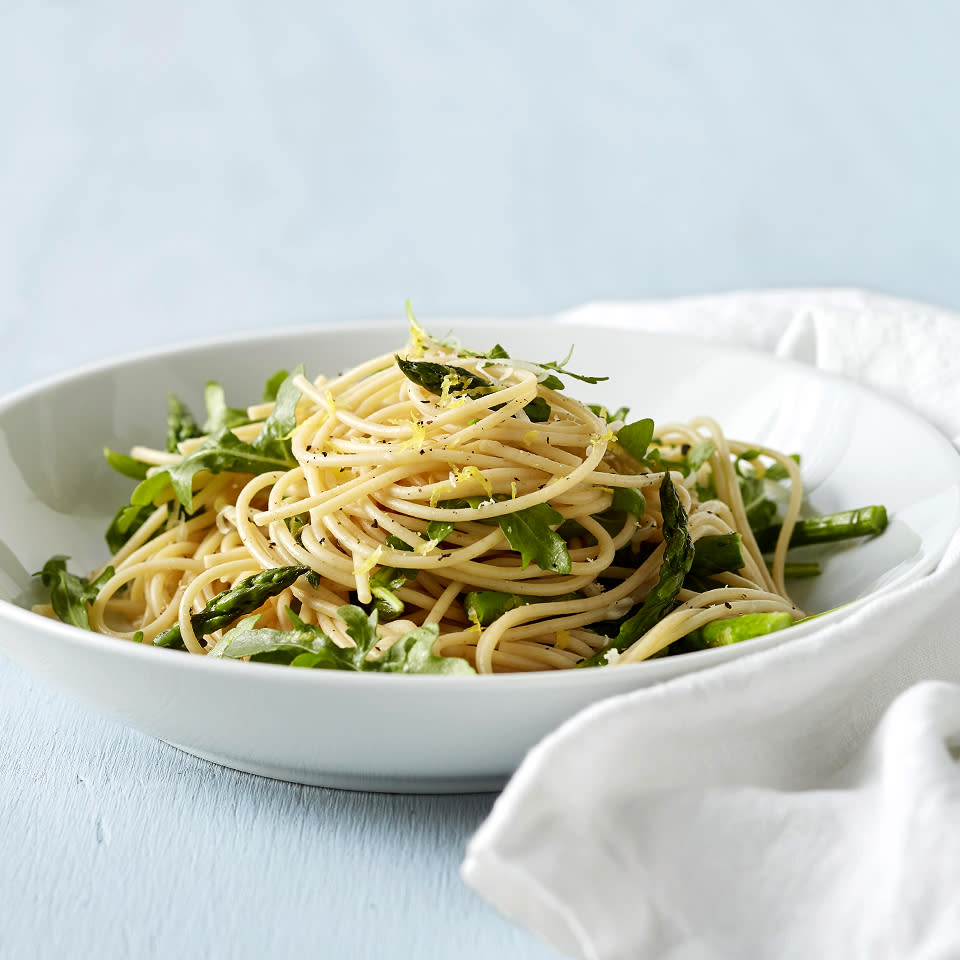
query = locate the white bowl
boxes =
[2,319,958,792]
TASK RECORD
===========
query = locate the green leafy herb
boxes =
[588,404,630,423]
[212,606,474,674]
[251,364,304,457]
[147,367,305,512]
[154,564,312,649]
[385,535,415,551]
[764,462,790,481]
[35,556,114,630]
[261,369,289,403]
[103,447,150,480]
[523,396,552,422]
[165,427,296,511]
[202,382,251,434]
[686,440,716,472]
[426,520,455,542]
[498,503,572,574]
[610,487,646,519]
[130,471,174,508]
[105,502,155,553]
[536,346,609,385]
[166,394,201,453]
[616,419,655,462]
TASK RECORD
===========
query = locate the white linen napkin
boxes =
[461,290,960,960]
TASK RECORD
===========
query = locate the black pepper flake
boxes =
[318,537,326,545]
[724,602,732,609]
[321,451,328,457]
[372,520,379,529]
[440,553,452,559]
[681,443,691,455]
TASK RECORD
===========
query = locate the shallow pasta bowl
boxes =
[1,318,959,792]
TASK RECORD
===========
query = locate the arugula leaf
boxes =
[166,427,297,511]
[130,470,174,507]
[166,394,201,453]
[616,419,655,461]
[611,486,646,518]
[105,502,155,552]
[686,440,716,472]
[35,556,114,630]
[385,535,415,551]
[426,520,454,541]
[396,357,492,398]
[252,364,304,457]
[375,624,475,674]
[537,346,609,385]
[498,503,571,574]
[261,369,289,403]
[763,462,790,481]
[523,397,551,422]
[214,606,474,674]
[144,368,305,512]
[588,404,631,423]
[202,382,251,434]
[339,604,381,657]
[103,447,150,480]
[214,612,366,669]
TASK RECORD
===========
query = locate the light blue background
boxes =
[2,3,959,958]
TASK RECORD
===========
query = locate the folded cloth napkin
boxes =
[461,290,960,960]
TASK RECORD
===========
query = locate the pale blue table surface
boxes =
[3,2,960,958]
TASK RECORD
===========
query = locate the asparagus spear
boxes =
[579,472,694,667]
[755,505,888,553]
[154,564,312,649]
[683,611,794,649]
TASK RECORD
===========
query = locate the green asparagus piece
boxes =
[683,611,794,649]
[464,590,580,627]
[755,505,888,553]
[579,472,694,667]
[783,562,822,579]
[689,533,745,578]
[395,357,492,397]
[154,564,312,649]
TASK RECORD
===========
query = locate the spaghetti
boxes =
[38,322,823,673]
